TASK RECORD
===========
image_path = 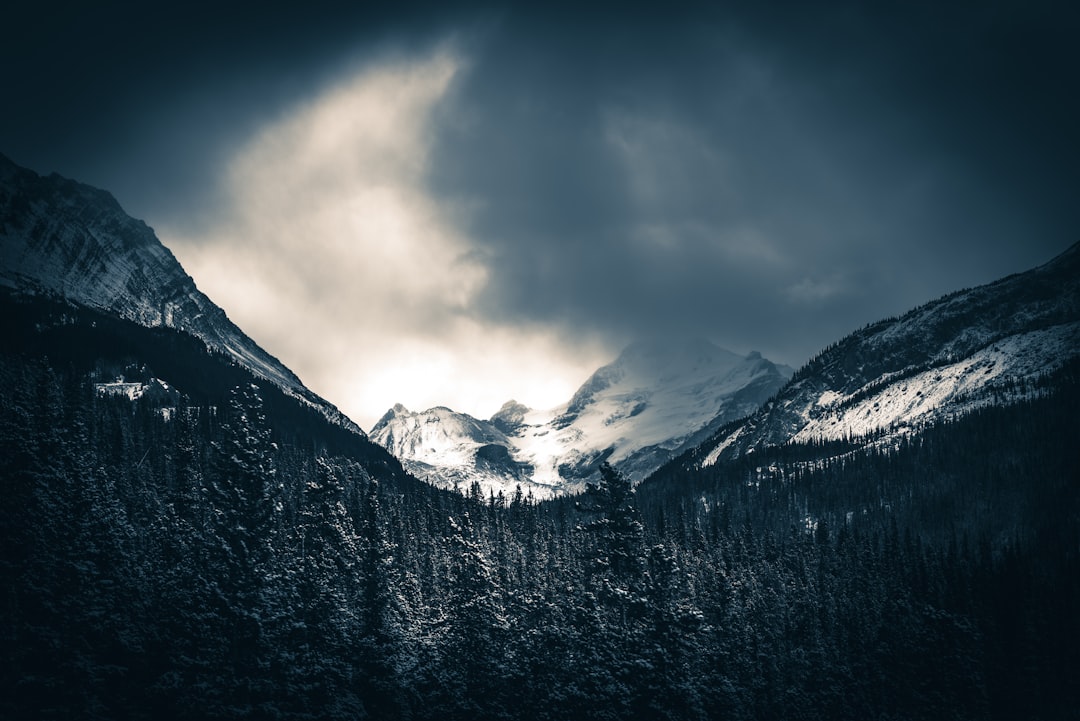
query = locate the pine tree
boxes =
[285,455,365,716]
[436,511,506,718]
[353,474,405,718]
[204,383,283,713]
[578,463,647,599]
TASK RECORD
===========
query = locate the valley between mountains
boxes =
[2,153,1079,719]
[4,151,1075,504]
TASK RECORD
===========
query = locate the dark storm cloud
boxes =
[1,0,481,230]
[3,0,1077,393]
[426,1,1080,363]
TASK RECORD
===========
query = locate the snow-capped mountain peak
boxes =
[369,404,530,494]
[372,338,793,497]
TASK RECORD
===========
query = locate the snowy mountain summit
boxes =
[0,153,362,436]
[371,339,793,498]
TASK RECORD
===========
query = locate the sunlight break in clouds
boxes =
[163,47,606,430]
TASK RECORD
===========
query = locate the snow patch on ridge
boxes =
[701,427,743,468]
[96,381,151,401]
[790,323,1080,444]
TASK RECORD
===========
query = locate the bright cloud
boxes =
[163,46,608,430]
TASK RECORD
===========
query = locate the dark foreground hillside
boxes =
[2,295,1078,719]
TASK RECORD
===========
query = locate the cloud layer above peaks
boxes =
[3,2,1077,427]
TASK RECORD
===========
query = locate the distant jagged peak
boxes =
[372,403,494,431]
[491,399,530,423]
[369,334,794,497]
[555,336,788,429]
[372,403,411,432]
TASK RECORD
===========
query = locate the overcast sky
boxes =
[3,1,1077,429]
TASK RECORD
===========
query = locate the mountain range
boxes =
[3,150,1076,502]
[371,340,794,497]
[3,153,1079,719]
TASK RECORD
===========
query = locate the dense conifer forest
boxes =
[2,293,1078,719]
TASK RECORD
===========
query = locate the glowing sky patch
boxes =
[164,47,608,429]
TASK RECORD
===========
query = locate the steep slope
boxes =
[372,339,793,497]
[683,242,1080,469]
[0,287,405,478]
[0,153,362,435]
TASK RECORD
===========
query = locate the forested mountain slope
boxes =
[680,242,1080,469]
[4,307,1077,719]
